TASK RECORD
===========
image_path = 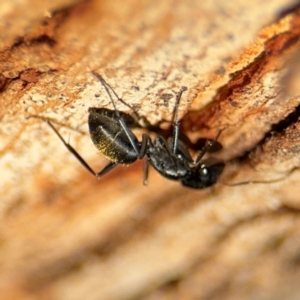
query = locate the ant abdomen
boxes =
[88,107,140,164]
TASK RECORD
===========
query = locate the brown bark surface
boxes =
[1,0,300,299]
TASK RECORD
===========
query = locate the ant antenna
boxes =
[222,167,297,186]
[192,130,223,166]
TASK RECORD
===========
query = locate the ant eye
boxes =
[201,167,208,175]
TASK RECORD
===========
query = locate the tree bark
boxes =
[1,0,300,299]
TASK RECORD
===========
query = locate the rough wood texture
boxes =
[1,0,300,299]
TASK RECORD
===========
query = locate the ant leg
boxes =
[48,122,96,176]
[140,134,151,185]
[92,71,147,158]
[117,118,144,157]
[48,122,118,178]
[93,73,152,128]
[139,134,149,158]
[28,115,86,134]
[171,86,187,154]
[91,71,141,122]
[95,162,118,178]
[143,159,150,185]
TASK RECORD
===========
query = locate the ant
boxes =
[47,72,225,189]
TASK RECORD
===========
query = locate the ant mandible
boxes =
[48,72,225,189]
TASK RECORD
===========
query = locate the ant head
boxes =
[181,159,225,189]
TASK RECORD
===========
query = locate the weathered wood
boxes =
[1,0,300,299]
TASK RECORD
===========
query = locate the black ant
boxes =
[47,72,225,189]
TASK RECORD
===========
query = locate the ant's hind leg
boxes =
[95,162,118,178]
[48,121,119,178]
[91,71,140,118]
[47,122,96,176]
